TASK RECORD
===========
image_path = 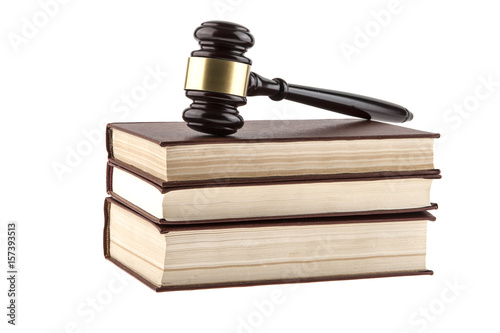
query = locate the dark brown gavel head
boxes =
[183,21,255,136]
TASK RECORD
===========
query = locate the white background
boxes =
[1,0,499,332]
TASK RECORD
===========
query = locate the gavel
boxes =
[183,21,413,136]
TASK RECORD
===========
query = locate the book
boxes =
[107,162,439,224]
[104,197,434,292]
[106,119,439,186]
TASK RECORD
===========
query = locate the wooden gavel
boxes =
[183,21,413,136]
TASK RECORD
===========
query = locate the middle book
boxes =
[107,162,439,225]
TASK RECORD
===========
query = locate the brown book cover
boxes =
[107,119,440,146]
[106,119,440,187]
[107,162,439,225]
[103,197,434,292]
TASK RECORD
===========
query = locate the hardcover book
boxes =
[106,119,439,186]
[107,162,439,224]
[104,197,434,292]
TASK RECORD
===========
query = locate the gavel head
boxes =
[183,21,254,136]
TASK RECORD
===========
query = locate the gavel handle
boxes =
[247,72,413,123]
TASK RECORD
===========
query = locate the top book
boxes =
[106,119,439,186]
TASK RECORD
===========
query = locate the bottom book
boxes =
[103,197,434,292]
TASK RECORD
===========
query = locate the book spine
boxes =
[106,163,113,195]
[103,198,111,259]
[106,124,114,159]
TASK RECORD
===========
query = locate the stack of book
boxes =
[103,119,440,291]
